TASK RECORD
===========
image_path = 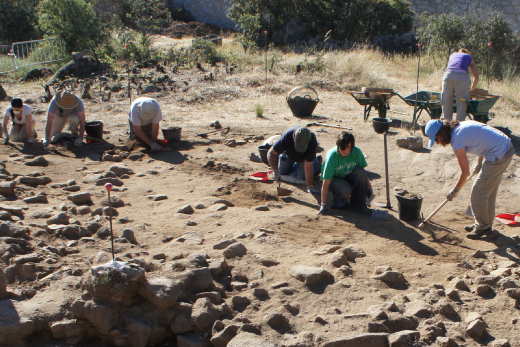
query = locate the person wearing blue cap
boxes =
[425,119,515,239]
[318,131,374,215]
[267,126,321,194]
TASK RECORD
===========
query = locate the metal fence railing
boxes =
[0,38,67,75]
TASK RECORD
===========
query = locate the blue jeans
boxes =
[329,168,369,213]
[278,152,320,180]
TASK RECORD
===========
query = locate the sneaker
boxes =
[466,227,493,240]
[464,225,475,232]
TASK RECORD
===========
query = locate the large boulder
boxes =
[83,301,119,335]
[191,297,219,331]
[322,333,389,347]
[227,332,278,347]
[138,277,181,309]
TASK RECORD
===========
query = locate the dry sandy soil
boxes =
[1,40,520,346]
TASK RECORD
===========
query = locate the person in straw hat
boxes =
[3,98,37,144]
[43,90,86,147]
[128,97,164,151]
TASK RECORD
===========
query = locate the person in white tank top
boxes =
[2,98,37,143]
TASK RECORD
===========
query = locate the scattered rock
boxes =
[122,229,137,244]
[18,176,52,186]
[109,164,135,177]
[466,319,487,339]
[47,212,69,225]
[223,243,247,258]
[67,192,92,205]
[0,182,16,196]
[25,156,48,166]
[178,205,194,214]
[371,270,405,284]
[23,195,48,204]
[290,266,333,286]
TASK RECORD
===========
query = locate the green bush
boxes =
[228,0,413,46]
[0,0,39,44]
[418,8,520,79]
[38,0,101,52]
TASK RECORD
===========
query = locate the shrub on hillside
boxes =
[0,0,40,44]
[418,8,520,79]
[38,0,102,52]
[228,0,413,47]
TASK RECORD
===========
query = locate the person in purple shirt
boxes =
[442,48,479,121]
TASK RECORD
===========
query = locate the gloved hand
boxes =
[307,186,320,194]
[446,186,460,201]
[272,169,281,182]
[43,137,50,147]
[149,141,162,151]
[3,134,9,144]
[74,137,83,147]
[318,203,330,215]
[472,157,484,175]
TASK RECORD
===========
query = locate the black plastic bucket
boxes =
[85,121,104,140]
[257,144,272,166]
[395,193,423,222]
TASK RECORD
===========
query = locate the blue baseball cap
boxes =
[425,120,442,147]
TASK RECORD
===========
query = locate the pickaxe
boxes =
[196,127,231,138]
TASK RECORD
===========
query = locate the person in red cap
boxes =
[43,90,86,147]
[128,97,164,151]
[2,98,37,144]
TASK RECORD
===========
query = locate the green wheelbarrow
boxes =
[348,88,395,121]
[395,91,443,125]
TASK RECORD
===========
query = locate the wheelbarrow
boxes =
[395,91,442,125]
[458,93,501,124]
[348,88,395,121]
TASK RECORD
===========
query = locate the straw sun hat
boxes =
[55,90,79,109]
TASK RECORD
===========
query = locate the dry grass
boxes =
[217,40,519,129]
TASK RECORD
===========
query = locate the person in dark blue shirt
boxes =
[267,126,321,194]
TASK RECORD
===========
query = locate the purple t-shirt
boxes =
[446,53,472,73]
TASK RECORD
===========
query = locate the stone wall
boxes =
[169,0,235,29]
[169,0,520,32]
[409,0,519,31]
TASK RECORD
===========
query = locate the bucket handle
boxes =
[287,85,319,101]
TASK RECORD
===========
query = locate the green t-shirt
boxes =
[321,145,367,180]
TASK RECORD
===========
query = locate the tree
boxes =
[0,0,39,44]
[38,0,100,52]
[228,0,414,46]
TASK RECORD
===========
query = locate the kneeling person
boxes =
[267,126,320,193]
[319,131,372,215]
[129,97,164,151]
[3,98,37,143]
[44,91,85,147]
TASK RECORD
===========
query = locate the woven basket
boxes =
[286,85,319,118]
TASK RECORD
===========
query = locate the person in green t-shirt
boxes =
[319,131,373,215]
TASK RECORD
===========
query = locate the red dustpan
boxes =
[495,213,520,225]
[249,171,273,182]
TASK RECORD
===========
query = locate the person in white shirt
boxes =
[3,98,37,143]
[128,97,164,151]
[43,90,86,147]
